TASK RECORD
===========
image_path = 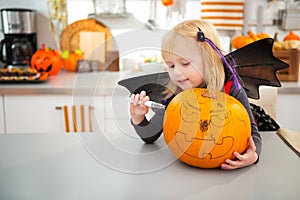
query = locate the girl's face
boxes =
[164,50,206,90]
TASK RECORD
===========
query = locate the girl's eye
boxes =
[168,64,175,68]
[182,62,190,66]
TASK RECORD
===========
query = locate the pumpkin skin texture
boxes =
[62,49,84,72]
[31,46,63,75]
[63,52,83,72]
[283,31,300,41]
[163,88,251,168]
[256,32,271,40]
[231,35,254,49]
[248,30,260,41]
[162,0,173,6]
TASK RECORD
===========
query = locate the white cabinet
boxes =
[4,95,105,134]
[0,95,5,133]
[2,91,300,134]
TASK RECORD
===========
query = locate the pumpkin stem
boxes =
[274,32,279,41]
[248,30,259,41]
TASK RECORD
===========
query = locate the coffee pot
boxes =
[0,8,37,67]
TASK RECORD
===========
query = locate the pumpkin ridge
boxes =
[174,131,234,159]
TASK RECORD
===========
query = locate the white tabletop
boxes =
[0,132,299,200]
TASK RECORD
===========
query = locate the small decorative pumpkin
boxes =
[283,31,300,41]
[231,35,254,49]
[31,44,63,75]
[62,49,84,72]
[163,88,251,168]
[256,32,271,40]
[161,0,173,6]
[248,30,260,41]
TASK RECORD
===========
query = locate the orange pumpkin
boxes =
[248,30,260,41]
[256,32,271,39]
[62,50,84,72]
[162,0,173,6]
[231,35,254,49]
[163,88,251,168]
[31,44,63,75]
[283,31,300,41]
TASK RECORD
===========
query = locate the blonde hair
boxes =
[161,20,225,97]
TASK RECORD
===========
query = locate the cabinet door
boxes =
[0,95,5,133]
[4,95,104,134]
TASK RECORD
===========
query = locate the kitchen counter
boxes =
[1,70,300,95]
[0,132,299,200]
[279,81,300,94]
[0,70,148,96]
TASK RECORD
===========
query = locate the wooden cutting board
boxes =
[79,31,105,64]
[60,18,112,53]
[277,128,300,157]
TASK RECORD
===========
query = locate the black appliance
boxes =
[0,8,37,67]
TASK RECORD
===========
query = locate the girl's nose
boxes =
[173,66,184,76]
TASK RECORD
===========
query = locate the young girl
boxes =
[130,20,262,170]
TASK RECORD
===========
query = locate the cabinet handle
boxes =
[88,105,93,132]
[55,105,93,133]
[80,105,85,132]
[63,105,70,133]
[55,106,62,110]
[55,106,70,132]
[72,105,77,132]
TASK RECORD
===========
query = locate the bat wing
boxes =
[117,72,170,103]
[225,38,289,99]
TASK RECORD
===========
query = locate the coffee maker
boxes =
[0,8,37,67]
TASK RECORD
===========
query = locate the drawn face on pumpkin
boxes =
[31,49,63,76]
[33,52,53,73]
[163,88,251,168]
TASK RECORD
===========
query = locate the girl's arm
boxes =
[230,85,262,156]
[221,82,262,170]
[131,108,165,143]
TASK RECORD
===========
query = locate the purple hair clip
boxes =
[197,28,241,90]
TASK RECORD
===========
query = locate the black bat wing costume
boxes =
[226,38,288,99]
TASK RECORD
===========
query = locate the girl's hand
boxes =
[130,91,150,125]
[221,137,258,170]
